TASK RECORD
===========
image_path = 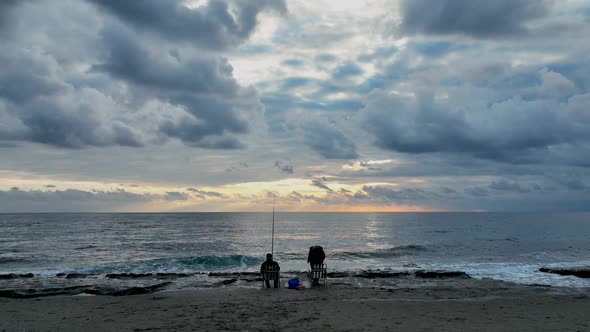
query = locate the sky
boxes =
[1,0,590,212]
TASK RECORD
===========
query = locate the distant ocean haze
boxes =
[1,212,590,289]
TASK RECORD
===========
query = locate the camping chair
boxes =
[261,265,280,288]
[308,263,327,286]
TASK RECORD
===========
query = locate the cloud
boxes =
[332,62,364,79]
[0,187,197,212]
[0,188,146,212]
[358,46,397,62]
[281,59,304,67]
[0,62,144,148]
[186,188,224,198]
[20,95,143,149]
[362,185,427,202]
[489,179,532,193]
[0,0,271,150]
[274,160,294,174]
[164,191,189,201]
[400,0,552,38]
[311,178,332,192]
[89,0,287,50]
[410,41,462,57]
[280,76,314,89]
[0,0,23,28]
[92,25,258,149]
[303,122,358,159]
[237,43,273,55]
[553,178,589,191]
[361,88,590,163]
[315,54,337,63]
[464,187,489,197]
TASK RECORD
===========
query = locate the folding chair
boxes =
[308,263,327,286]
[261,265,280,288]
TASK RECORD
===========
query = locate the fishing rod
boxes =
[271,196,275,257]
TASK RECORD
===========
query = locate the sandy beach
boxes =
[2,278,589,332]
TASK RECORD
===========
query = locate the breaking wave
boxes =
[67,255,262,274]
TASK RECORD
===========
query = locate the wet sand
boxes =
[1,279,589,331]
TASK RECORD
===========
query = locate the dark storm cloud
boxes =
[303,122,358,159]
[93,26,254,149]
[274,160,294,174]
[20,99,143,149]
[400,0,552,38]
[0,0,23,28]
[0,70,143,148]
[0,0,280,150]
[93,27,240,94]
[89,0,287,50]
[0,53,63,104]
[361,89,590,163]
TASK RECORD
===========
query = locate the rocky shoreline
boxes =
[0,269,471,299]
[539,267,590,278]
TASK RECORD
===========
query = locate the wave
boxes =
[0,257,26,265]
[61,246,430,274]
[64,254,262,274]
[332,245,429,259]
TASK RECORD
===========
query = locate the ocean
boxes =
[1,212,590,294]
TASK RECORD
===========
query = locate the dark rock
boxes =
[327,272,350,278]
[414,270,470,279]
[214,279,238,286]
[354,271,411,279]
[208,272,259,278]
[105,273,154,279]
[108,282,172,296]
[66,273,93,279]
[84,282,172,296]
[0,286,92,299]
[155,273,192,278]
[539,267,590,278]
[0,273,34,279]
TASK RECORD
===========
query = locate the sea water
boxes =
[1,212,590,290]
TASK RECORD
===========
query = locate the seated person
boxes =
[307,245,325,286]
[260,253,280,288]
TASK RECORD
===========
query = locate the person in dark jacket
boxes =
[260,253,280,288]
[307,245,325,286]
